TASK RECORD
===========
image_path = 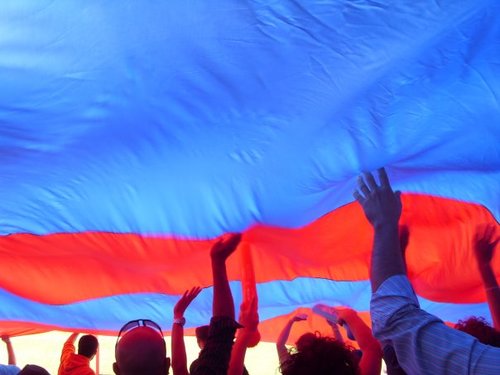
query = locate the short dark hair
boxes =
[19,365,50,375]
[78,334,99,358]
[281,333,360,375]
[455,316,500,347]
[195,325,210,342]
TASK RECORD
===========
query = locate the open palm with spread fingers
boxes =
[174,287,202,319]
[353,168,402,228]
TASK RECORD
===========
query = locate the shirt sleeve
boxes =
[190,316,240,375]
[370,275,500,375]
[0,365,21,375]
[58,338,76,372]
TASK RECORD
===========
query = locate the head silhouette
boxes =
[295,332,316,352]
[78,334,99,359]
[114,325,170,375]
[281,334,359,375]
[19,365,50,375]
[455,316,500,347]
[195,325,210,349]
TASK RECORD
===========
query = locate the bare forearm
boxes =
[276,319,294,364]
[228,334,249,375]
[344,314,382,375]
[330,324,344,343]
[5,341,15,365]
[371,224,406,292]
[359,349,383,375]
[276,320,294,348]
[171,324,188,375]
[342,312,379,351]
[61,333,79,362]
[212,259,235,319]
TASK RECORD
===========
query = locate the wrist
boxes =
[173,317,186,327]
[211,256,227,265]
[373,221,399,231]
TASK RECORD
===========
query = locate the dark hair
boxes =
[455,316,500,347]
[195,325,210,342]
[19,365,50,375]
[78,334,99,358]
[281,333,360,375]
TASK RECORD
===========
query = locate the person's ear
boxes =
[112,362,120,374]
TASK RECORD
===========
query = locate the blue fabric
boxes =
[0,278,491,331]
[0,0,498,238]
[0,0,499,336]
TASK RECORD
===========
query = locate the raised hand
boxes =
[334,307,356,325]
[174,287,202,319]
[353,168,401,228]
[210,233,242,261]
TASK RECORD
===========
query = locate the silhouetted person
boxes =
[58,333,98,375]
[355,168,500,374]
[277,307,381,375]
[113,320,170,375]
[189,233,243,375]
[195,326,210,350]
[280,334,359,375]
[19,365,50,375]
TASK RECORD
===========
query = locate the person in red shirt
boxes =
[58,333,98,375]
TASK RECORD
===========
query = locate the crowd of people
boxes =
[1,168,498,374]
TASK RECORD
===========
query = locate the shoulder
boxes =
[0,365,22,375]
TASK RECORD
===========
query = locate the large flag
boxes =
[0,0,499,342]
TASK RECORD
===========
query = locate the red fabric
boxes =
[0,194,495,305]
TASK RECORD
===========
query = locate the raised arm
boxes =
[210,233,241,319]
[326,319,344,343]
[336,308,382,375]
[276,313,307,366]
[191,233,242,375]
[353,168,404,292]
[58,332,79,374]
[171,287,202,375]
[474,224,500,329]
[61,332,79,360]
[1,336,16,365]
[355,169,500,374]
[228,296,260,375]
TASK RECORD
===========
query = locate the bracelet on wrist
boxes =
[173,317,186,327]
